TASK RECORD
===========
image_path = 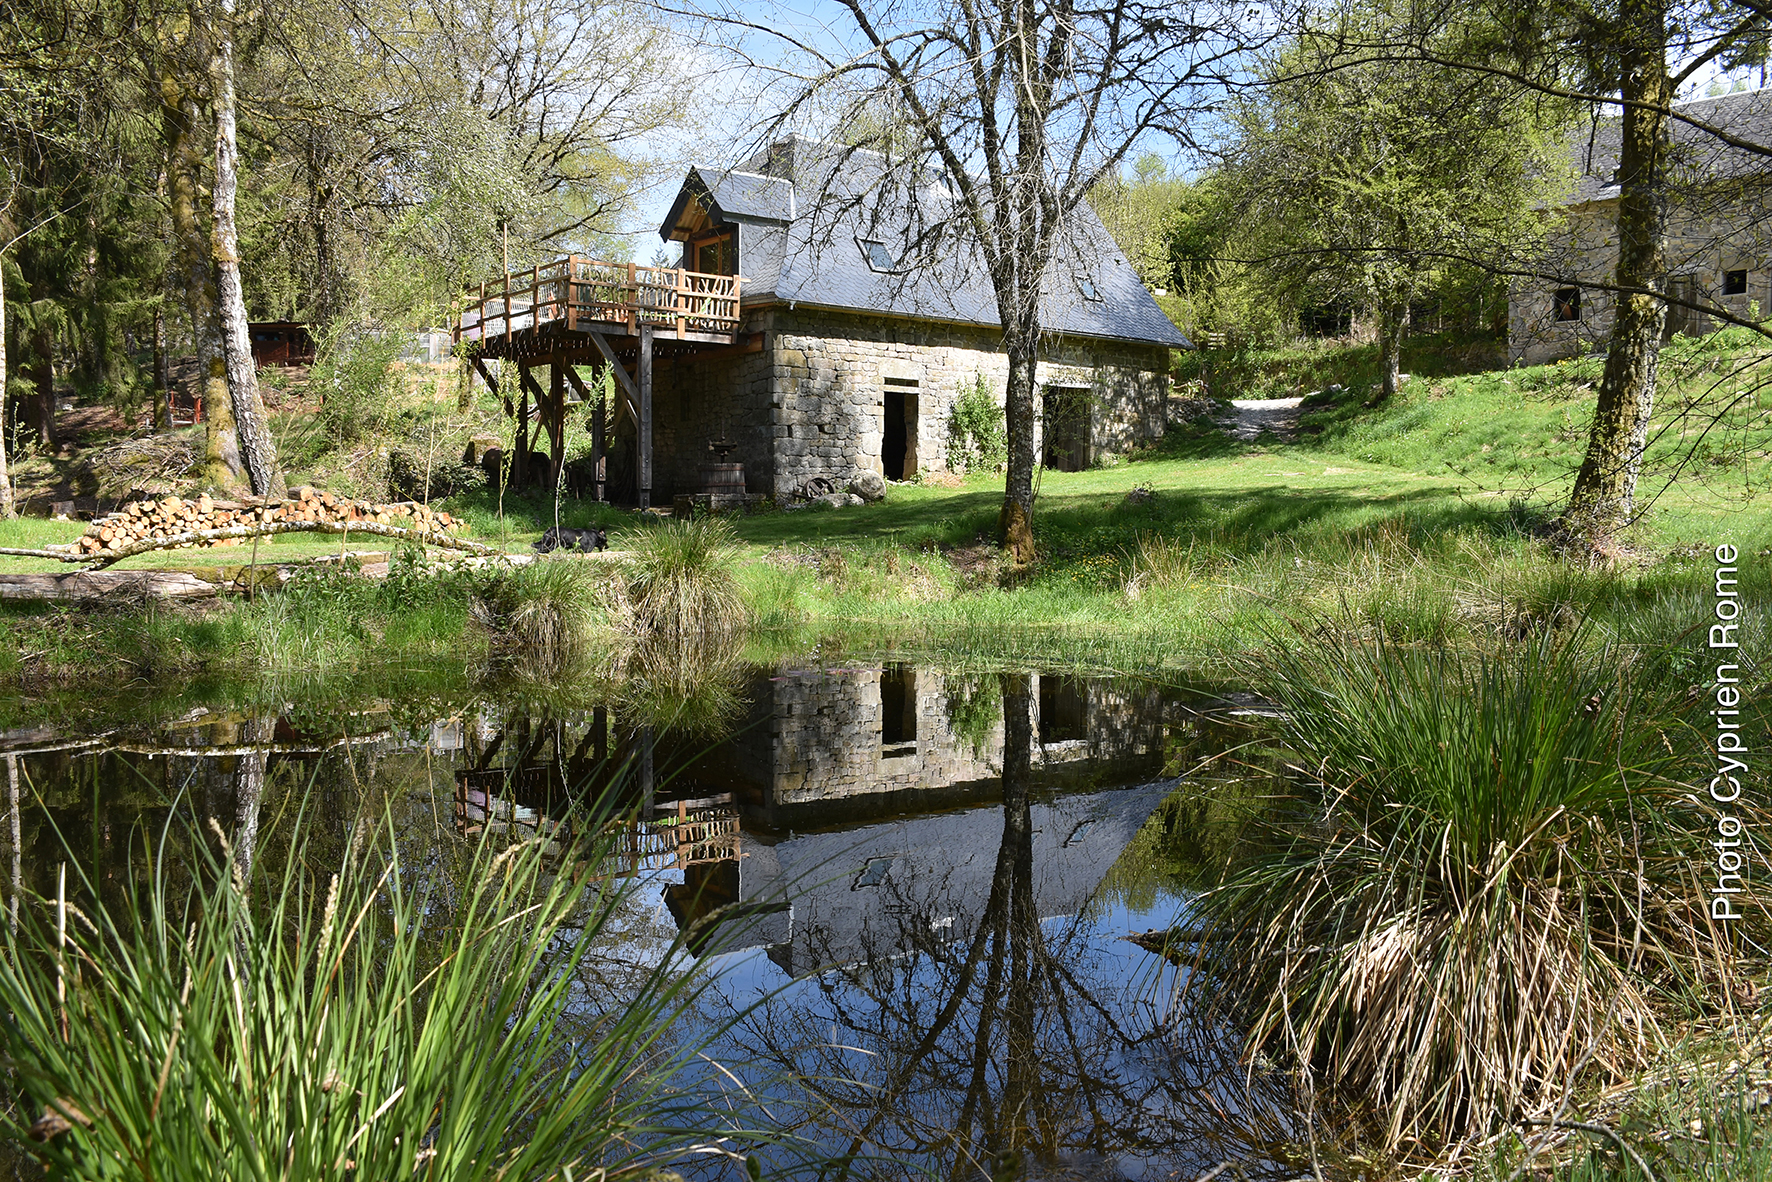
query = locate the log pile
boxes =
[70,487,463,557]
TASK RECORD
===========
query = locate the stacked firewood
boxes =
[72,487,462,556]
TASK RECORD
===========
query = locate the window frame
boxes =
[1552,287,1582,322]
[1724,268,1749,296]
[858,237,898,273]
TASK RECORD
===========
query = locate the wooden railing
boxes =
[455,256,743,345]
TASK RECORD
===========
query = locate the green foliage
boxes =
[940,671,1002,757]
[945,373,1007,474]
[1190,630,1739,1153]
[625,518,750,640]
[469,559,605,671]
[310,329,403,445]
[386,447,486,502]
[0,810,762,1179]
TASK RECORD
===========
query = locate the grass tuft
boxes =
[624,518,749,641]
[1188,629,1750,1156]
[0,809,768,1179]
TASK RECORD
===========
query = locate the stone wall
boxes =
[653,320,776,499]
[764,306,1171,497]
[1511,183,1772,365]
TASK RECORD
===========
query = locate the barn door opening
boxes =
[1042,385,1090,471]
[883,377,919,480]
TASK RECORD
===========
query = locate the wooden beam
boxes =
[584,329,641,424]
[669,332,764,365]
[638,323,653,510]
[548,356,565,489]
[471,355,501,400]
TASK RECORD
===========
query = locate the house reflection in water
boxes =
[662,666,1179,974]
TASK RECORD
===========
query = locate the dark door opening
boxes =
[1042,386,1090,471]
[884,389,907,479]
[1039,675,1087,744]
[882,663,917,754]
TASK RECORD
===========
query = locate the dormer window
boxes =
[860,238,897,272]
[1077,276,1101,302]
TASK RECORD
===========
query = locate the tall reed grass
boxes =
[0,811,770,1179]
[624,519,749,641]
[1188,630,1746,1157]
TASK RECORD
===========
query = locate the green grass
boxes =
[0,805,774,1179]
[3,330,1770,685]
[1174,628,1767,1164]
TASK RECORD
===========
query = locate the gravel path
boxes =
[1222,396,1305,442]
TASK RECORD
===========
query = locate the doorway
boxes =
[1042,386,1090,471]
[883,377,919,479]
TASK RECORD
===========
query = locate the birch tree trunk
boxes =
[1568,0,1670,539]
[208,0,286,500]
[162,71,243,488]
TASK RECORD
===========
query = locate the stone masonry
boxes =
[640,305,1172,501]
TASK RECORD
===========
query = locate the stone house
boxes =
[649,137,1188,499]
[1510,89,1772,365]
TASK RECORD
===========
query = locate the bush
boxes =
[469,559,603,672]
[625,518,749,640]
[311,329,403,445]
[946,373,1007,473]
[1186,630,1738,1155]
[386,447,486,503]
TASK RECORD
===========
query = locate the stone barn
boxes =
[1510,89,1772,366]
[454,137,1188,506]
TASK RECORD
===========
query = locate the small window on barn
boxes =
[1076,275,1101,302]
[1553,287,1581,321]
[1725,268,1749,295]
[860,238,897,273]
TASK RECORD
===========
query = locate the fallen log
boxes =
[79,519,502,568]
[0,570,227,602]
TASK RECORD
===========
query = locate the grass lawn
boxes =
[4,327,1769,677]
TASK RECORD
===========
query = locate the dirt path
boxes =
[1221,396,1305,443]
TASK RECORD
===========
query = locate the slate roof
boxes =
[660,136,1188,350]
[1559,88,1772,207]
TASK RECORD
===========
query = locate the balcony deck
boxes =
[454,256,742,358]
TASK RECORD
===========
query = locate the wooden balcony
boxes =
[454,256,742,352]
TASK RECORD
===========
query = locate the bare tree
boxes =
[701,0,1262,558]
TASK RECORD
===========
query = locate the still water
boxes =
[0,664,1289,1179]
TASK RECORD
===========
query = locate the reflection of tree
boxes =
[718,675,1296,1180]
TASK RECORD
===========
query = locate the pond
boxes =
[0,663,1293,1179]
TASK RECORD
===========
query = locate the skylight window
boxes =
[860,238,897,272]
[1076,275,1101,302]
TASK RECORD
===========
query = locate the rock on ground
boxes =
[848,471,886,502]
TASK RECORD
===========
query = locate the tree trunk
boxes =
[997,328,1038,563]
[1374,300,1408,404]
[1568,0,1670,539]
[0,259,14,519]
[27,325,55,451]
[162,72,244,488]
[209,0,286,500]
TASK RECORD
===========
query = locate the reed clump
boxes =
[624,518,749,641]
[0,813,763,1179]
[469,558,604,670]
[1188,630,1746,1157]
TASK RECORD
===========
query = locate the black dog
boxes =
[534,526,607,554]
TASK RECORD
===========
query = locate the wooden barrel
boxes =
[700,462,745,495]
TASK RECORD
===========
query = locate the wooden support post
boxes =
[549,354,565,490]
[638,323,653,510]
[514,363,531,489]
[627,261,638,333]
[471,355,500,397]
